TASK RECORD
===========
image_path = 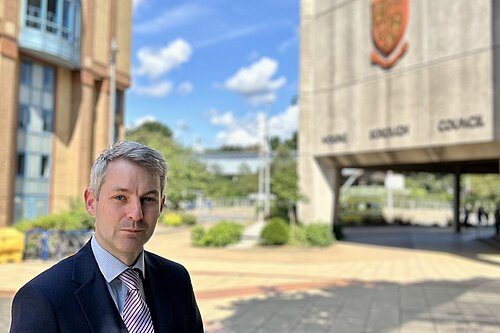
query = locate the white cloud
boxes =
[208,109,257,146]
[216,127,258,147]
[127,115,157,129]
[208,105,298,147]
[177,81,193,95]
[134,81,173,97]
[224,57,286,105]
[209,110,235,127]
[134,3,208,34]
[268,104,298,140]
[136,39,192,79]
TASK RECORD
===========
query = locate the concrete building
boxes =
[0,0,132,226]
[299,0,500,231]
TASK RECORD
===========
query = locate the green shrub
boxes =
[181,213,197,225]
[191,225,205,246]
[287,225,307,246]
[193,221,244,247]
[305,223,334,247]
[14,207,94,232]
[270,202,289,220]
[260,218,290,245]
[162,213,183,226]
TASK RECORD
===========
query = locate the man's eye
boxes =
[114,195,126,201]
[142,197,157,203]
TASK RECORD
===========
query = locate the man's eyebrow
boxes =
[111,187,129,193]
[142,189,160,196]
[110,188,160,196]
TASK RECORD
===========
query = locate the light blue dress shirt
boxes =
[90,235,147,317]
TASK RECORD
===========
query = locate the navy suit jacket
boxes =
[10,241,203,333]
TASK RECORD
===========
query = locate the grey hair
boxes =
[89,141,167,198]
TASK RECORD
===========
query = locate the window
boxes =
[46,0,58,33]
[16,154,26,176]
[43,67,55,92]
[21,60,32,85]
[115,90,122,114]
[40,155,49,178]
[62,0,71,39]
[18,105,30,129]
[42,109,53,132]
[26,0,41,28]
[19,60,55,133]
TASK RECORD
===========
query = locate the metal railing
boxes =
[24,229,92,260]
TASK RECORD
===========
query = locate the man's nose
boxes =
[127,199,144,222]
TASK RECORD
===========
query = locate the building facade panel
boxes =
[0,0,131,225]
[92,0,110,67]
[116,0,131,75]
[313,10,332,91]
[299,0,500,224]
[0,53,18,226]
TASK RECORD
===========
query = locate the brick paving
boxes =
[1,225,500,332]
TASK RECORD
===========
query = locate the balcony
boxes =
[18,0,81,69]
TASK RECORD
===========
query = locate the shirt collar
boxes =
[91,234,146,283]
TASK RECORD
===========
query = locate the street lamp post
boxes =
[257,110,271,222]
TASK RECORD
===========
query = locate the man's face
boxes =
[85,158,164,265]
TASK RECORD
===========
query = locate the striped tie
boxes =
[119,269,154,333]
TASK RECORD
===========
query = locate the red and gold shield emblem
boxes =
[371,0,409,69]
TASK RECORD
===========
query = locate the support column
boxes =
[0,36,19,226]
[332,167,342,226]
[298,155,340,225]
[453,169,461,233]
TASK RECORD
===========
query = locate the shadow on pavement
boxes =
[341,225,500,265]
[207,278,500,333]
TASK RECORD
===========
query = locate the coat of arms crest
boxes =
[371,0,409,69]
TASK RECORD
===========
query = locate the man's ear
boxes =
[84,188,97,217]
[160,195,166,213]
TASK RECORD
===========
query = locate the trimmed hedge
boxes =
[14,205,94,232]
[287,225,307,246]
[191,225,205,245]
[161,213,183,226]
[161,212,197,226]
[260,218,290,245]
[305,224,335,247]
[191,221,244,247]
[180,213,197,225]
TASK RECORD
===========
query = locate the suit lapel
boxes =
[72,242,128,333]
[144,252,173,333]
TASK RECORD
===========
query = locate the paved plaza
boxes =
[1,225,500,332]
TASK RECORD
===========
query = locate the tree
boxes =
[126,121,173,139]
[270,143,304,224]
[269,136,281,151]
[285,131,297,150]
[204,163,258,198]
[126,121,210,209]
[269,132,297,151]
[233,163,258,196]
[466,174,500,208]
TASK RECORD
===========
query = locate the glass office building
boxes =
[0,0,132,225]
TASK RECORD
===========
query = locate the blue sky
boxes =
[127,0,299,149]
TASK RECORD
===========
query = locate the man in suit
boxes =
[10,141,204,332]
